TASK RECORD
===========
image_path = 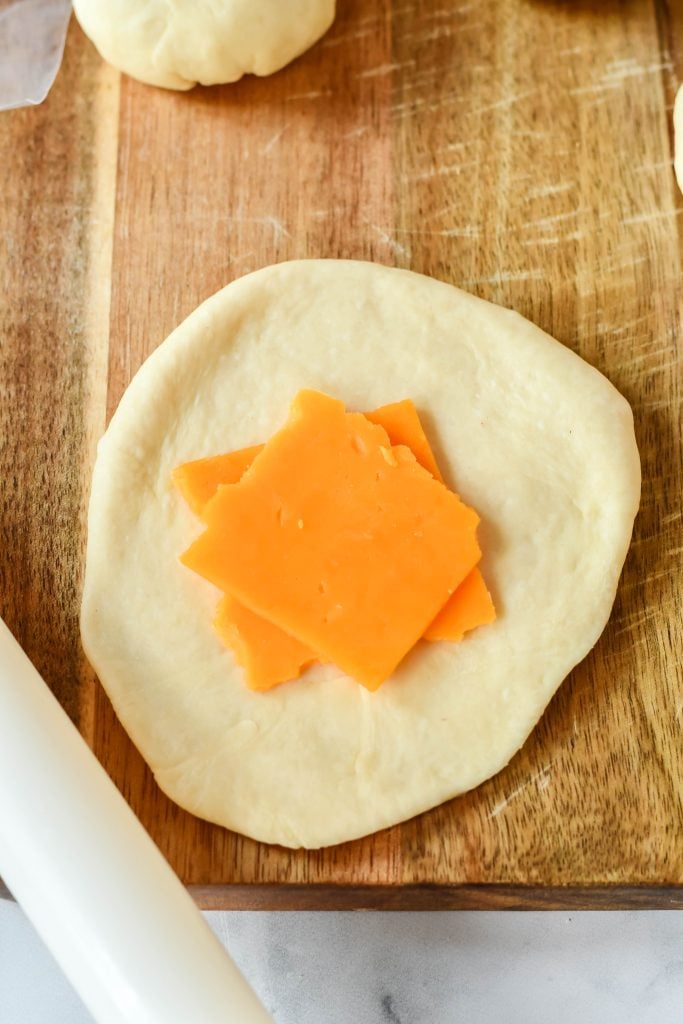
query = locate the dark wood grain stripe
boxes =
[0,22,118,729]
[190,884,683,911]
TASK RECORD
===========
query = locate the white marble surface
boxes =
[1,900,682,1023]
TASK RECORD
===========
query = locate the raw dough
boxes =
[81,261,640,848]
[674,86,683,195]
[72,0,336,90]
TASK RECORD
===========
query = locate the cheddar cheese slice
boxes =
[423,566,496,642]
[180,399,465,691]
[176,399,496,690]
[172,399,438,520]
[365,400,444,482]
[172,444,262,518]
[213,594,320,692]
[181,390,481,690]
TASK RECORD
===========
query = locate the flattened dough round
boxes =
[81,261,640,849]
[72,0,335,90]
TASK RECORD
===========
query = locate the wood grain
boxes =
[0,0,681,908]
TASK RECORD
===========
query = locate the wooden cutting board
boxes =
[1,0,681,910]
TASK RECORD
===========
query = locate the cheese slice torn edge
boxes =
[213,593,321,692]
[179,390,484,690]
[172,444,262,518]
[175,399,495,690]
[423,566,496,642]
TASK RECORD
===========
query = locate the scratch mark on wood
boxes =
[227,250,256,267]
[634,160,673,174]
[372,226,411,258]
[320,28,374,50]
[510,130,556,138]
[526,208,589,229]
[570,81,622,96]
[572,59,673,96]
[464,270,543,285]
[527,182,575,199]
[489,764,554,818]
[473,89,537,115]
[437,141,470,154]
[358,61,412,79]
[285,89,332,102]
[620,347,678,365]
[260,124,291,156]
[522,231,584,246]
[438,225,481,238]
[615,608,660,636]
[412,19,487,43]
[221,215,291,242]
[603,58,673,80]
[622,209,682,225]
[408,160,480,182]
[342,125,369,140]
[372,225,480,239]
[309,207,347,220]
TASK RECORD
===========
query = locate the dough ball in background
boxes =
[674,85,683,196]
[72,0,336,90]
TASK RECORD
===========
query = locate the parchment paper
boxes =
[0,0,71,111]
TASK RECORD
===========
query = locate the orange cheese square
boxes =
[181,390,481,689]
[423,567,496,642]
[172,445,263,518]
[365,400,444,483]
[175,398,496,691]
[214,594,320,691]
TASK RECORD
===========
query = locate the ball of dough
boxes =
[674,86,683,196]
[81,261,640,849]
[72,0,336,90]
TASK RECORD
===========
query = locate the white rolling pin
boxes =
[0,617,273,1024]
